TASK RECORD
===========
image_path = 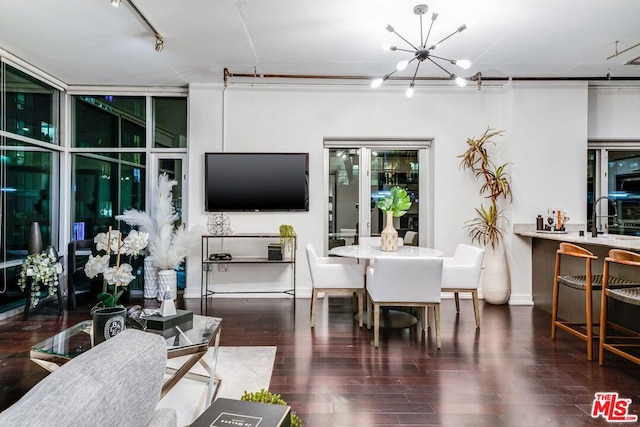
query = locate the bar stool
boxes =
[551,242,600,360]
[599,249,640,367]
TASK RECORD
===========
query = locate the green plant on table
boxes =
[376,186,412,217]
[279,224,296,256]
[241,389,302,427]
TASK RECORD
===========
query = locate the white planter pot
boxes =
[481,243,511,305]
[156,269,177,302]
[143,258,158,299]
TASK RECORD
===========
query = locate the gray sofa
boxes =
[0,329,177,427]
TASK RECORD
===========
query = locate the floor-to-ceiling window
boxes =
[70,95,187,293]
[588,143,640,236]
[1,61,60,312]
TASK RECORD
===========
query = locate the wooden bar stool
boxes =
[551,242,600,360]
[598,249,640,367]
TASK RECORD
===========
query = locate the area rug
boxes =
[157,346,277,427]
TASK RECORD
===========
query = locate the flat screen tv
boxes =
[205,152,309,212]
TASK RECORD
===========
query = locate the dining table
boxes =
[328,244,445,328]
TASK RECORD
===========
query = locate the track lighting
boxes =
[372,4,472,95]
[113,0,165,53]
[155,37,164,52]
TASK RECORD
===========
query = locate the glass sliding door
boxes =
[370,149,419,243]
[328,148,360,248]
[326,142,430,253]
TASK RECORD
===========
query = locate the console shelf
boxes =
[200,234,296,312]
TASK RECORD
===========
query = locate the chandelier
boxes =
[371,4,471,97]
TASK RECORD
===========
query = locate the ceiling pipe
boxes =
[223,68,640,85]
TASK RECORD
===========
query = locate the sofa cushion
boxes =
[0,329,169,427]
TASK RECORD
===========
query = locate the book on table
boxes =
[191,398,291,427]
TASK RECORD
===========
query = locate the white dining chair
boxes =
[441,244,485,328]
[403,231,418,246]
[366,256,444,348]
[305,243,366,328]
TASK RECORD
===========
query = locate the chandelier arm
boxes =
[410,61,422,85]
[428,26,465,50]
[429,54,457,63]
[395,48,416,54]
[423,14,436,49]
[390,29,419,51]
[427,57,454,77]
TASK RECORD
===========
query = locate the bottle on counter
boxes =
[536,215,543,231]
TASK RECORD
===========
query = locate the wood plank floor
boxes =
[1,294,640,426]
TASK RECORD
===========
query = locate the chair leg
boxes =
[454,292,460,312]
[435,304,441,349]
[471,290,480,328]
[421,307,427,332]
[599,290,608,366]
[551,279,560,340]
[586,284,593,361]
[373,303,380,348]
[357,290,364,328]
[366,293,372,330]
[310,289,318,328]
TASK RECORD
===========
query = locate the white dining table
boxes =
[329,245,444,259]
[328,245,445,329]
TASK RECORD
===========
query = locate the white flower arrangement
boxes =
[85,227,149,310]
[116,173,191,271]
[18,252,63,309]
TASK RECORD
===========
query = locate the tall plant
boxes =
[458,128,512,249]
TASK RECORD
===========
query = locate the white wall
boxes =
[588,87,640,139]
[184,80,635,305]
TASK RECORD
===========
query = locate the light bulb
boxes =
[371,78,384,89]
[405,84,415,98]
[455,76,467,87]
[111,0,121,6]
[381,43,391,51]
[396,60,409,71]
[455,59,471,70]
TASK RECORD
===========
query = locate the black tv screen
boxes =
[205,152,309,212]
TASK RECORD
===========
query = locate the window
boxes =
[1,61,60,313]
[588,144,640,236]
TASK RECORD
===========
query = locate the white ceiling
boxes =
[1,0,640,87]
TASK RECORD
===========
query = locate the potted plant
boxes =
[18,251,63,309]
[116,173,191,302]
[84,226,149,343]
[376,186,412,251]
[279,224,296,258]
[241,389,302,427]
[458,127,512,304]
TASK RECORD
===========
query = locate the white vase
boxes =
[380,211,399,252]
[156,269,177,302]
[481,243,511,305]
[143,258,158,299]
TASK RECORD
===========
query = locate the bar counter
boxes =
[514,225,640,332]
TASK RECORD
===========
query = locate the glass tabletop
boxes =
[31,314,222,360]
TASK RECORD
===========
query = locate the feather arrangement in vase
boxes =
[116,173,191,272]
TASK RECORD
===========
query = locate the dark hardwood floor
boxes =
[2,294,640,426]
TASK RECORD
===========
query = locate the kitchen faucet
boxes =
[591,196,619,237]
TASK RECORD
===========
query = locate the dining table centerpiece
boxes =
[376,186,412,251]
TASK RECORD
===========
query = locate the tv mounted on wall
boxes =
[204,152,309,212]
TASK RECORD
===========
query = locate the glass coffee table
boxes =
[30,314,223,406]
